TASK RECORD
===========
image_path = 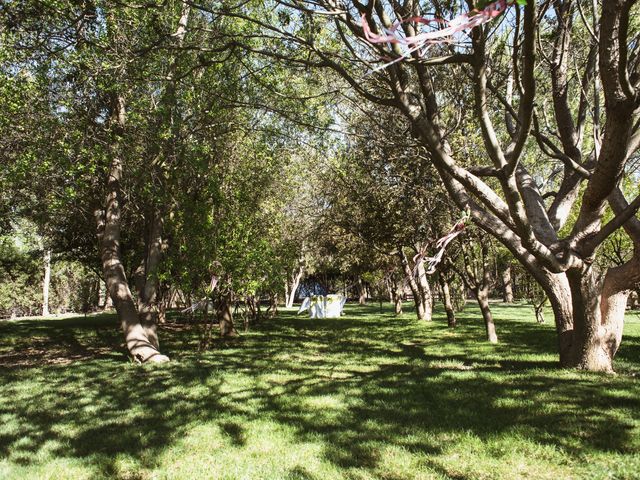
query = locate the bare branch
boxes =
[581,193,640,255]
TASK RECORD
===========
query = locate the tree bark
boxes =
[530,258,638,372]
[98,93,168,363]
[561,257,639,372]
[218,292,237,337]
[285,266,304,308]
[415,260,433,321]
[501,263,514,303]
[42,249,51,316]
[537,270,574,366]
[104,289,113,310]
[268,292,278,318]
[137,207,165,325]
[357,277,367,305]
[438,274,456,328]
[473,287,498,343]
[392,278,403,315]
[399,249,428,320]
[98,280,107,309]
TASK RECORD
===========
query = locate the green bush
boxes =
[50,261,98,314]
[0,235,98,318]
[0,237,41,317]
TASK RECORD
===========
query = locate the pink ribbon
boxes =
[361,0,512,69]
[413,209,470,276]
[422,220,466,274]
[209,274,219,292]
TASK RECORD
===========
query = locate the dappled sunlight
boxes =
[0,303,639,479]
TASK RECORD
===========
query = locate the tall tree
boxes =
[247,0,640,371]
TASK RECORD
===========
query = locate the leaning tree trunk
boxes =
[42,249,51,316]
[98,94,168,363]
[285,267,304,308]
[218,292,237,337]
[534,269,573,367]
[399,249,428,320]
[438,274,456,328]
[473,286,498,343]
[415,260,433,321]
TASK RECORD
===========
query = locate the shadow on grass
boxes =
[0,303,638,478]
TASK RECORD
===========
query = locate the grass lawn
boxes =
[0,302,639,480]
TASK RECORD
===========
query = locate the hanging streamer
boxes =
[208,274,219,293]
[361,0,521,71]
[414,206,471,276]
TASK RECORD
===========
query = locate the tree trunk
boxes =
[218,293,237,337]
[456,280,466,312]
[535,263,632,372]
[415,260,433,321]
[629,290,639,309]
[399,249,428,320]
[284,280,289,307]
[286,266,304,308]
[104,289,114,310]
[268,292,278,318]
[501,263,514,302]
[158,286,169,324]
[137,208,165,326]
[98,280,107,309]
[536,270,574,366]
[438,274,456,328]
[392,278,403,315]
[98,94,168,363]
[393,295,402,315]
[473,287,498,343]
[562,262,635,372]
[42,249,51,316]
[357,277,367,305]
[134,3,189,329]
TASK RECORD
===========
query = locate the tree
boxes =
[436,269,457,327]
[249,0,640,371]
[451,231,499,343]
[316,103,452,320]
[2,1,256,359]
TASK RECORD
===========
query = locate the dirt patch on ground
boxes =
[0,340,118,368]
